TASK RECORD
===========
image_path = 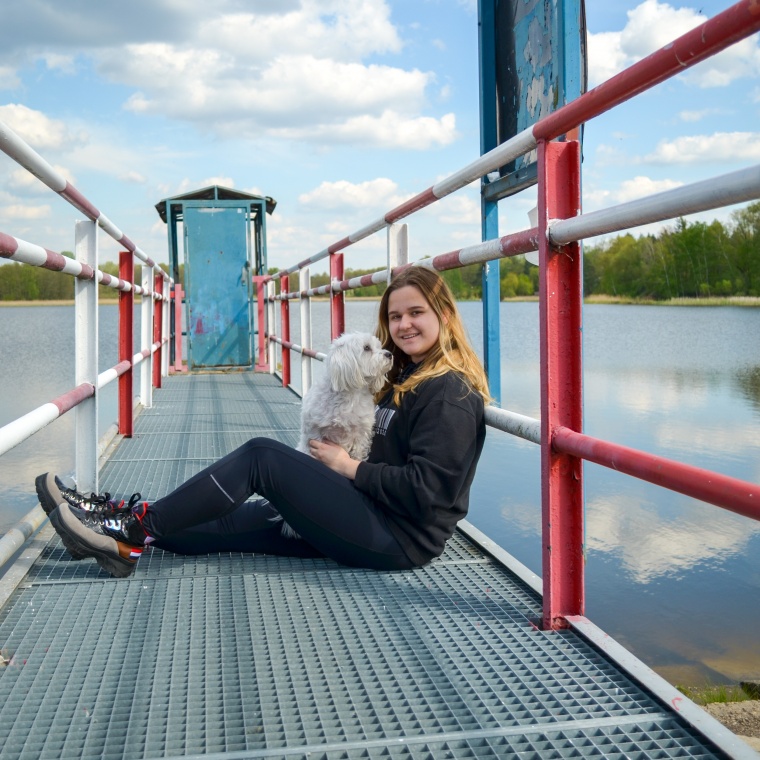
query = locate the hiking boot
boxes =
[48,502,149,578]
[35,472,140,516]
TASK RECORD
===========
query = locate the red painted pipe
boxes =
[52,383,95,416]
[330,253,345,340]
[552,426,759,522]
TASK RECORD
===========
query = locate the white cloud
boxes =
[678,109,712,123]
[645,132,760,164]
[82,2,451,150]
[41,53,76,74]
[7,164,76,193]
[118,47,452,147]
[0,104,85,151]
[0,66,21,89]
[198,1,402,63]
[273,110,457,150]
[584,492,759,584]
[119,171,147,185]
[587,0,760,89]
[614,175,684,203]
[299,178,401,210]
[0,203,51,220]
[0,2,455,151]
[584,175,683,208]
[430,193,480,225]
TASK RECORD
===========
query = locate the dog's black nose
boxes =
[383,350,392,358]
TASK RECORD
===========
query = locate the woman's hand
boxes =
[308,439,360,480]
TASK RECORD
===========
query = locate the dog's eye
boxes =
[364,345,371,351]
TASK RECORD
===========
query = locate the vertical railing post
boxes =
[153,273,163,389]
[74,220,98,494]
[280,273,291,388]
[118,250,134,438]
[330,252,345,341]
[538,139,584,630]
[387,223,408,278]
[162,278,170,379]
[267,280,276,375]
[253,276,269,371]
[141,265,154,409]
[300,268,312,395]
[172,283,186,373]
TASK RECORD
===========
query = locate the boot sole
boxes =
[36,473,85,560]
[49,504,138,578]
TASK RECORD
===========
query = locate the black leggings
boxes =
[146,437,415,571]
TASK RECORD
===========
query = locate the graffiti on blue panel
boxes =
[497,0,561,172]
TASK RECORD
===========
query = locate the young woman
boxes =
[38,267,490,578]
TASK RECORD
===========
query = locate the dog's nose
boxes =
[383,350,392,359]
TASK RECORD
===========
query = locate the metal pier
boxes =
[0,373,753,758]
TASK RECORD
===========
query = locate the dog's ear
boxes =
[328,340,363,391]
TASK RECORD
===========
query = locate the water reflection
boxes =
[584,492,760,584]
[735,366,760,414]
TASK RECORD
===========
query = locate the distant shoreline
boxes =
[1,295,759,308]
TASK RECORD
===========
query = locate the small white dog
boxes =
[297,331,393,461]
[277,332,393,538]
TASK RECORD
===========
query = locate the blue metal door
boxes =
[184,205,252,368]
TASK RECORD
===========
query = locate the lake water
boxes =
[1,300,759,689]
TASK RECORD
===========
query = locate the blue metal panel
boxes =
[479,0,502,404]
[184,205,252,368]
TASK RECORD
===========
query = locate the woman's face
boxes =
[387,285,441,363]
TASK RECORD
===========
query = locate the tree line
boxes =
[2,202,757,302]
[0,257,173,301]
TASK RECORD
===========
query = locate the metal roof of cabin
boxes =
[155,184,277,222]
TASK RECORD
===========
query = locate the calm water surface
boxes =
[1,301,759,688]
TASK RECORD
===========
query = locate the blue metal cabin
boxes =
[155,186,276,370]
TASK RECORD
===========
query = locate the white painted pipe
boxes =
[551,164,760,246]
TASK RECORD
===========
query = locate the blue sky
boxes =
[0,0,758,273]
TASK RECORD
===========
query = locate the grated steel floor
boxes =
[0,372,747,758]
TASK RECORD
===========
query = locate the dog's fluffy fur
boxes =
[277,332,393,538]
[297,331,392,461]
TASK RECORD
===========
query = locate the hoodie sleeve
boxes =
[353,375,483,525]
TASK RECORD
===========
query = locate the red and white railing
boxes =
[0,119,185,564]
[255,0,760,632]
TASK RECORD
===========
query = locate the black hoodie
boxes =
[354,365,486,566]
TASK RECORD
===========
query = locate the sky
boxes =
[0,0,758,274]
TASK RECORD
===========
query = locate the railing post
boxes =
[481,200,502,405]
[141,265,154,408]
[280,273,291,387]
[162,279,170,379]
[253,276,269,371]
[172,283,186,373]
[330,252,345,340]
[387,223,408,277]
[267,280,276,375]
[118,251,134,437]
[300,268,312,395]
[153,273,163,389]
[538,139,584,630]
[74,219,98,494]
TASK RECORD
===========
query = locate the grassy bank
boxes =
[678,682,758,706]
[584,294,760,307]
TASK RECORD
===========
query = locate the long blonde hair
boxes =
[375,267,491,405]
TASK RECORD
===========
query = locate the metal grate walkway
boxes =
[0,372,753,758]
